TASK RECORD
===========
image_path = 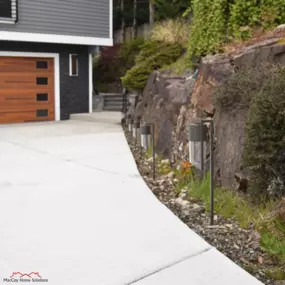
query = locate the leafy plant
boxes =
[187,0,228,60]
[153,0,191,20]
[119,37,145,70]
[214,64,285,198]
[187,0,285,62]
[243,65,285,198]
[121,41,184,91]
[187,173,285,263]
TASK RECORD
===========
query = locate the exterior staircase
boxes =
[101,93,123,112]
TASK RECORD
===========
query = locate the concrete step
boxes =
[101,94,123,100]
[104,97,123,103]
[104,102,123,107]
[103,106,123,111]
[70,112,123,124]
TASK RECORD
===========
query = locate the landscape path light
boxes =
[128,119,133,132]
[188,119,215,225]
[140,123,151,151]
[132,121,140,139]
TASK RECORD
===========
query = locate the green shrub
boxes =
[243,66,285,197]
[153,0,191,21]
[118,37,144,71]
[229,0,285,37]
[187,0,285,62]
[121,41,184,91]
[187,0,229,60]
[213,64,279,113]
[214,64,285,198]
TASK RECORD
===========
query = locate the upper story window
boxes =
[0,0,17,24]
[69,54,79,76]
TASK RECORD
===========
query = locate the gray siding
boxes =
[0,0,110,38]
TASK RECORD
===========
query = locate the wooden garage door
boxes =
[0,57,55,123]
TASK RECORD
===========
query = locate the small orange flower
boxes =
[181,161,192,171]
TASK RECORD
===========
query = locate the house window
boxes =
[36,61,48,69]
[69,54,78,76]
[36,109,48,118]
[37,93,48,102]
[36,77,48,85]
[0,0,18,24]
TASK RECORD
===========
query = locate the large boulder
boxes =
[132,71,195,158]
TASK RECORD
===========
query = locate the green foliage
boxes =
[214,65,285,197]
[187,0,228,60]
[163,53,188,75]
[93,38,144,92]
[119,37,145,70]
[243,66,285,198]
[187,174,285,263]
[187,0,285,61]
[229,0,285,37]
[189,173,211,210]
[213,64,277,113]
[229,0,260,39]
[265,268,285,280]
[261,232,285,261]
[153,0,191,20]
[214,64,285,198]
[121,41,184,91]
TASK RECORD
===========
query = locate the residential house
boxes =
[0,0,112,123]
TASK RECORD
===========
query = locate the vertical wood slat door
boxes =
[0,56,55,124]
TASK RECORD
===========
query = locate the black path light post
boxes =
[133,120,140,149]
[151,123,156,181]
[188,119,215,225]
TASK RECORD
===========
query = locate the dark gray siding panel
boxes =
[0,0,110,38]
[0,41,89,120]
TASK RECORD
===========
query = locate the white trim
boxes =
[89,53,93,113]
[0,0,17,24]
[0,19,16,24]
[0,51,61,121]
[69,54,79,76]
[0,31,113,46]
[109,0,113,40]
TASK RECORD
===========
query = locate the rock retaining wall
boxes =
[130,29,285,190]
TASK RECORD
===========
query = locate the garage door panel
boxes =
[0,90,54,104]
[0,99,53,108]
[0,57,54,73]
[0,74,54,90]
[0,109,54,123]
[0,56,55,124]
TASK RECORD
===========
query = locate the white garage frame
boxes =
[0,51,60,121]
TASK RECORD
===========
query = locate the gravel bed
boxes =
[124,128,281,285]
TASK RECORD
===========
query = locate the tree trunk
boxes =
[120,0,125,43]
[149,0,155,26]
[132,0,137,39]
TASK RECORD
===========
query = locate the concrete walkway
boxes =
[0,117,262,285]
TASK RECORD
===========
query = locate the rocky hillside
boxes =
[129,26,285,191]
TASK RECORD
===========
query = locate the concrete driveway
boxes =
[0,119,262,285]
